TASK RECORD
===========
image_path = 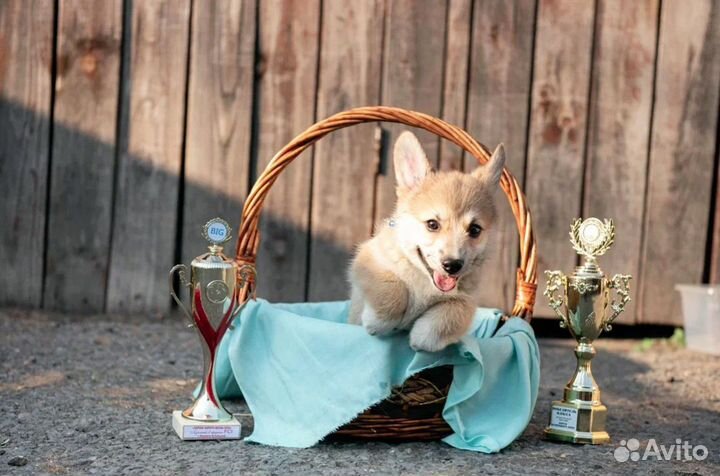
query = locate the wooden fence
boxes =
[1,0,719,326]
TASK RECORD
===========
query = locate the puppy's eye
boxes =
[468,224,483,238]
[426,219,440,231]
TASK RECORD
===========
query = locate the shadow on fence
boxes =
[0,97,355,314]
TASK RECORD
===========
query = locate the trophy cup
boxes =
[169,217,252,440]
[543,217,632,444]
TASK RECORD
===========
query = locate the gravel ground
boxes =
[0,308,718,475]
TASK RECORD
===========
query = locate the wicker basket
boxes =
[233,106,538,441]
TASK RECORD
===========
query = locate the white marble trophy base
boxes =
[172,410,241,440]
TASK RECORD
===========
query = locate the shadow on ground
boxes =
[0,309,718,475]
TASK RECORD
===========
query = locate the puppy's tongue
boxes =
[433,271,458,292]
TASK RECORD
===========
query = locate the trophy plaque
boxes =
[169,218,251,440]
[543,218,632,444]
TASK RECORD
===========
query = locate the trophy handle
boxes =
[169,264,194,327]
[604,274,632,330]
[544,270,569,326]
[229,264,258,327]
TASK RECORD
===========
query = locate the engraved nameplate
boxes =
[172,410,241,441]
[549,406,578,431]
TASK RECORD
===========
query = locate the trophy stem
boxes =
[564,342,600,403]
[181,334,233,422]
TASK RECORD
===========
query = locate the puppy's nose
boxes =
[441,259,464,275]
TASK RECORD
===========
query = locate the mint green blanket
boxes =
[212,299,540,452]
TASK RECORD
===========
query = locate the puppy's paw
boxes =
[409,299,473,352]
[409,319,455,352]
[361,306,399,337]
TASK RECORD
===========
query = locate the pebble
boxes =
[7,456,28,467]
[73,456,97,466]
[76,418,91,432]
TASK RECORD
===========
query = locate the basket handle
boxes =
[234,106,537,319]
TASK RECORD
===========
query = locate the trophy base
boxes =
[543,401,610,445]
[172,410,241,441]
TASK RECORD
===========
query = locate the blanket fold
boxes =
[212,299,540,453]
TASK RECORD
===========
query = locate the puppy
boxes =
[348,131,506,352]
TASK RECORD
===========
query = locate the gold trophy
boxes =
[168,218,252,440]
[543,218,631,444]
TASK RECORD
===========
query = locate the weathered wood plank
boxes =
[525,0,595,317]
[182,0,256,267]
[639,0,720,325]
[44,0,123,312]
[255,0,320,302]
[107,0,191,314]
[464,0,536,311]
[307,0,385,301]
[711,152,720,285]
[0,0,54,308]
[373,0,448,223]
[583,0,659,324]
[438,0,472,172]
[711,144,720,285]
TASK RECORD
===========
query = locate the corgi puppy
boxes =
[348,131,506,352]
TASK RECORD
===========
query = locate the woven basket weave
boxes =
[233,106,537,441]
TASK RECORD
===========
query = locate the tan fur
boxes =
[348,131,506,352]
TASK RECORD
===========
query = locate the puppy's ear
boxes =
[394,131,431,194]
[472,143,505,186]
